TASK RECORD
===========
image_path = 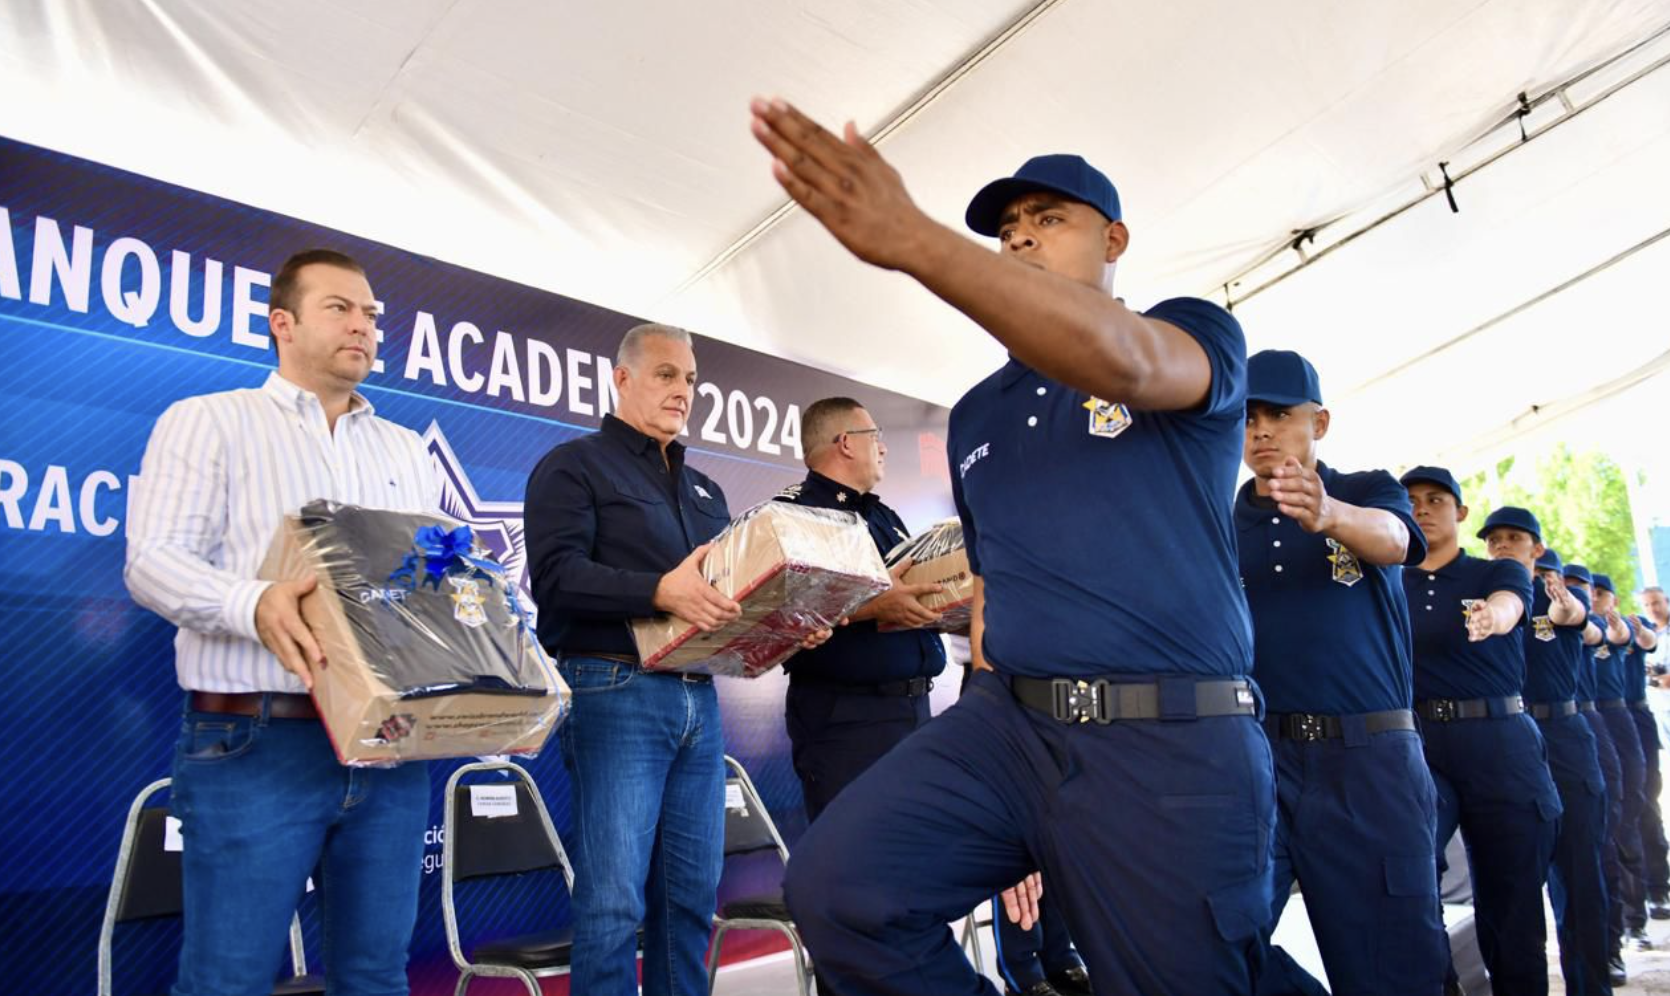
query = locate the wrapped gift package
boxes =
[879,518,974,634]
[632,501,891,678]
[258,500,568,766]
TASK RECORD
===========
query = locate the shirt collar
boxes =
[801,470,878,509]
[601,413,685,461]
[998,356,1033,390]
[261,371,374,419]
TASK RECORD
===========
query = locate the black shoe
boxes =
[1629,924,1654,950]
[1652,893,1670,920]
[1046,965,1092,996]
[1611,952,1628,985]
[1004,983,1063,996]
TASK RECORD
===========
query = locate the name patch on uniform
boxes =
[1532,616,1555,642]
[1082,397,1133,439]
[959,443,991,479]
[1325,539,1363,588]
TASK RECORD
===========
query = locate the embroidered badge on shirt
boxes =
[1082,397,1133,439]
[1597,644,1612,660]
[1461,598,1480,624]
[1326,538,1363,587]
[449,575,489,629]
[1532,616,1555,642]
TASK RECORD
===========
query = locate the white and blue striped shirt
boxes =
[125,371,439,693]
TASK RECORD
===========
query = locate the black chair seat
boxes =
[720,889,792,922]
[472,926,576,969]
[272,974,326,995]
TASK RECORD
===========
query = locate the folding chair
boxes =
[706,755,811,996]
[442,760,577,996]
[97,777,321,996]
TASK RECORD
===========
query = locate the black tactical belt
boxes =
[1010,675,1256,725]
[792,675,934,697]
[1263,709,1415,742]
[1578,701,1598,713]
[1415,695,1523,722]
[1529,700,1578,720]
[1631,700,1653,713]
[1597,698,1628,711]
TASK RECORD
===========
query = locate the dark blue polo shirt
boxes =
[1236,464,1425,714]
[1595,616,1634,701]
[947,296,1252,679]
[772,471,946,685]
[1626,617,1656,703]
[1404,551,1534,700]
[1523,582,1588,704]
[1578,609,1603,701]
[524,413,732,659]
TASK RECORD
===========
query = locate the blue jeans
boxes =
[169,697,429,996]
[558,657,725,996]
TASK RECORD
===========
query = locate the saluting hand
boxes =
[1545,574,1575,609]
[1268,458,1334,533]
[255,575,325,690]
[1465,600,1498,643]
[749,98,930,272]
[653,543,744,633]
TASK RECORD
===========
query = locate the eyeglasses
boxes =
[837,428,884,444]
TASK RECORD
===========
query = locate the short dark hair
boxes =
[801,397,866,458]
[270,249,366,315]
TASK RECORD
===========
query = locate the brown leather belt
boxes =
[190,690,318,720]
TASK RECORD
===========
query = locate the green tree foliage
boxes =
[1459,445,1640,614]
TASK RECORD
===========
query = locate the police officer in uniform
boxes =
[774,396,947,820]
[1400,468,1559,996]
[1237,350,1445,996]
[1592,574,1652,951]
[752,99,1273,995]
[1480,519,1609,994]
[1566,563,1630,985]
[1621,600,1668,919]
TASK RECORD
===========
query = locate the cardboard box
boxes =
[880,518,973,634]
[258,501,568,766]
[633,502,891,678]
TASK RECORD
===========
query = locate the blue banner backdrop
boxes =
[0,135,959,994]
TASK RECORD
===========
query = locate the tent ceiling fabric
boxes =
[3,1,1667,467]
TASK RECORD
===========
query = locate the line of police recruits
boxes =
[129,97,1670,996]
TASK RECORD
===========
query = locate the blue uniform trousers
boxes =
[1421,712,1560,996]
[1600,706,1648,930]
[784,669,1276,996]
[1538,712,1612,995]
[1583,710,1625,956]
[785,682,932,823]
[1629,706,1669,896]
[1253,725,1448,996]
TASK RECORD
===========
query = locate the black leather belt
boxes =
[1010,675,1256,725]
[1529,700,1577,720]
[1578,700,1598,713]
[1597,698,1628,711]
[189,690,317,720]
[1631,700,1653,713]
[793,675,934,697]
[1263,709,1414,742]
[1415,695,1523,722]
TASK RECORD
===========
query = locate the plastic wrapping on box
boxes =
[880,518,974,634]
[258,500,568,766]
[632,501,891,678]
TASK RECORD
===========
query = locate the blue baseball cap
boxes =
[1593,574,1615,594]
[1476,506,1542,543]
[1247,350,1324,407]
[1400,466,1462,505]
[965,154,1121,237]
[1564,563,1593,585]
[1535,547,1564,573]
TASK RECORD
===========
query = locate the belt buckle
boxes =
[1289,713,1328,742]
[1429,699,1458,722]
[907,677,932,697]
[1050,678,1111,725]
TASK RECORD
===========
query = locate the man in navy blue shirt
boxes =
[1621,596,1667,923]
[1236,350,1444,996]
[1483,519,1609,994]
[524,323,744,996]
[1594,574,1652,953]
[753,100,1272,995]
[1400,468,1559,996]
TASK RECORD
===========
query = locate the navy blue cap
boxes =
[1535,547,1564,573]
[1247,350,1323,407]
[1564,563,1593,585]
[1400,465,1462,505]
[1593,574,1615,594]
[1476,506,1542,543]
[965,154,1121,237]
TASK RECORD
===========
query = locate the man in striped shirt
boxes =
[125,248,439,995]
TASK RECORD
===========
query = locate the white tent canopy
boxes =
[4,0,1668,475]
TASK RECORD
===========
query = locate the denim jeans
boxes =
[558,657,725,996]
[168,696,429,996]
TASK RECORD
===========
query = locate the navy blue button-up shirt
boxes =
[1595,616,1634,700]
[947,296,1252,679]
[1625,617,1656,703]
[772,471,946,685]
[1405,551,1534,700]
[1578,609,1602,701]
[524,414,732,659]
[1523,582,1588,705]
[1236,464,1425,714]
